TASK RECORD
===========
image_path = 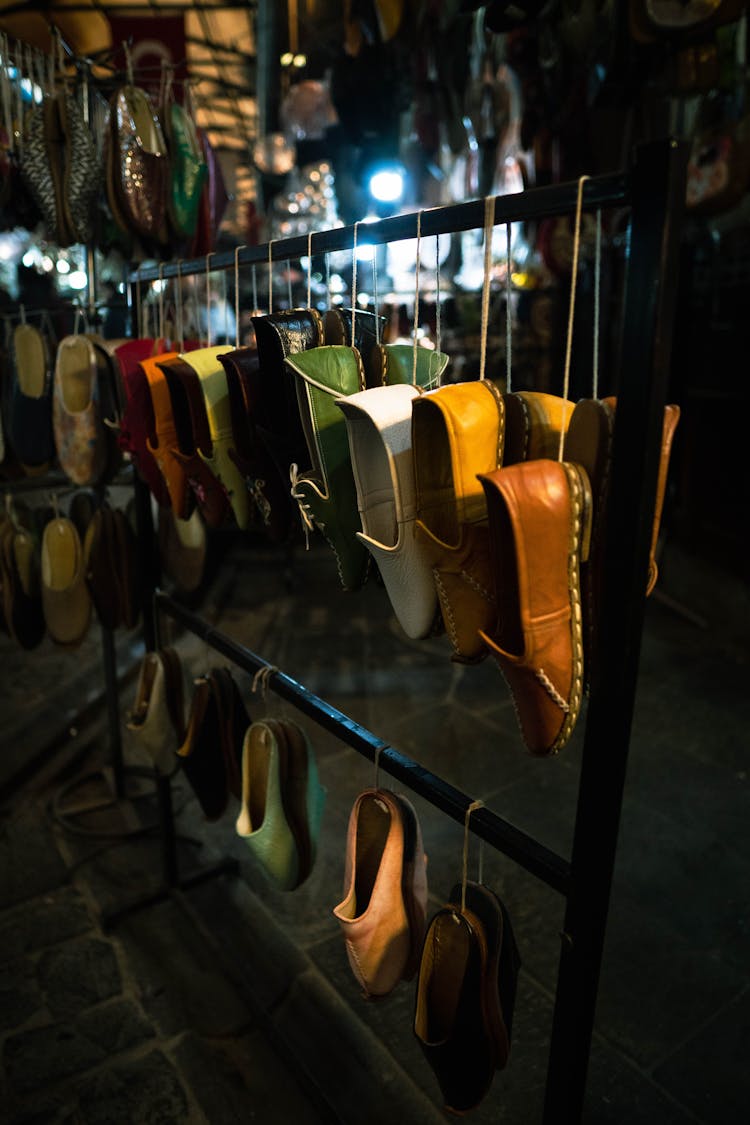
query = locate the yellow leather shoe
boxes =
[502,390,574,465]
[180,345,252,530]
[412,381,506,663]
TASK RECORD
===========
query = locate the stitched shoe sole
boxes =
[549,461,592,756]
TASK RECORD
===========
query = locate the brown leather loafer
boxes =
[478,458,592,756]
[333,788,428,998]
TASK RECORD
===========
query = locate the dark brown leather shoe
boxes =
[178,674,229,820]
[209,667,251,802]
[218,347,295,543]
[157,356,231,529]
[83,504,121,630]
[324,307,386,386]
[414,904,498,1114]
[251,308,324,479]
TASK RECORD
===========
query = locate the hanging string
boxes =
[189,286,203,347]
[506,222,513,392]
[412,210,423,386]
[222,266,229,343]
[124,40,134,87]
[435,234,441,357]
[268,239,275,314]
[558,175,590,461]
[479,195,495,383]
[251,663,279,710]
[234,244,244,349]
[286,260,293,310]
[158,263,165,342]
[136,278,142,340]
[460,800,484,915]
[325,254,331,307]
[205,253,212,347]
[251,264,258,314]
[351,221,360,348]
[593,208,602,400]
[307,231,313,309]
[176,260,185,351]
[372,244,380,345]
[373,744,383,791]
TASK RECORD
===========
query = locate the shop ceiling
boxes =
[0,0,277,155]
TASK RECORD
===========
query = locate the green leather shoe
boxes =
[284,345,370,591]
[181,346,252,530]
[165,102,208,238]
[367,342,449,390]
[235,718,326,892]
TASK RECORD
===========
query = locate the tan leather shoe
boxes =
[478,459,592,756]
[41,516,91,647]
[412,381,506,663]
[333,788,428,998]
[564,398,680,680]
[127,647,185,775]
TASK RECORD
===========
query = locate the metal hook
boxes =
[234,243,247,349]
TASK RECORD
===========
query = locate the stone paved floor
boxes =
[1,529,748,1124]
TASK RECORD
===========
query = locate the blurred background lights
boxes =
[368,165,405,204]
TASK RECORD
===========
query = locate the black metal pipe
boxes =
[130,172,630,284]
[543,139,689,1125]
[155,591,571,896]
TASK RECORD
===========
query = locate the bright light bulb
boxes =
[56,259,70,274]
[67,270,88,290]
[369,168,404,204]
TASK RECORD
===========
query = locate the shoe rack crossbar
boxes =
[131,172,629,284]
[154,589,571,895]
[129,139,689,1125]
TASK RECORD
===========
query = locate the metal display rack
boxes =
[127,137,688,1124]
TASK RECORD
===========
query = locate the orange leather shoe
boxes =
[412,381,506,663]
[478,458,592,756]
[141,352,195,519]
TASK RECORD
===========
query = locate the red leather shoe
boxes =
[113,339,171,508]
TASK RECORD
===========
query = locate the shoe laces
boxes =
[289,462,314,550]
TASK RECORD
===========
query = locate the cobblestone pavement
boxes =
[1,531,748,1125]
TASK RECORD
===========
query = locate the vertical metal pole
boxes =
[100,624,125,800]
[81,63,97,324]
[543,139,688,1124]
[256,0,284,135]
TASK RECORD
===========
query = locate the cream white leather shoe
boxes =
[338,383,439,639]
